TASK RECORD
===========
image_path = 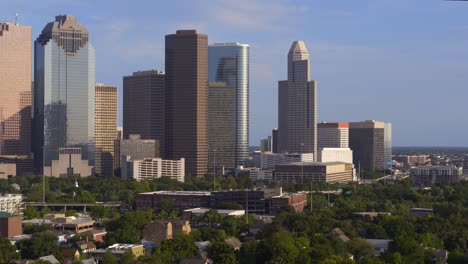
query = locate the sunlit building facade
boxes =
[0,22,32,156]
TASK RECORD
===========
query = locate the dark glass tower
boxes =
[33,15,95,173]
[208,43,249,166]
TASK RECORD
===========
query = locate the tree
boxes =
[208,242,237,264]
[16,232,62,261]
[239,239,258,264]
[267,230,299,263]
[120,251,136,264]
[102,250,118,264]
[0,237,20,263]
[346,238,375,261]
[156,234,198,263]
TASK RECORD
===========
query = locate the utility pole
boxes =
[301,143,304,184]
[213,149,216,191]
[310,181,313,213]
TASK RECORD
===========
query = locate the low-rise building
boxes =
[365,239,392,256]
[136,191,212,212]
[23,214,94,234]
[249,168,273,181]
[352,212,391,222]
[142,220,191,246]
[318,148,353,164]
[89,244,144,263]
[410,165,462,185]
[270,192,307,215]
[0,213,22,238]
[183,208,245,217]
[121,156,185,182]
[0,194,22,215]
[274,162,353,183]
[410,208,433,217]
[259,152,314,169]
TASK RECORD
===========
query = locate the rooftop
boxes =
[277,161,350,167]
[139,191,211,196]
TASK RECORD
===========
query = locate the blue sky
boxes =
[4,0,468,146]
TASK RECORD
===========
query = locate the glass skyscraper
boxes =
[208,43,249,166]
[33,15,95,173]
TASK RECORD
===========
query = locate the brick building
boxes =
[0,213,22,238]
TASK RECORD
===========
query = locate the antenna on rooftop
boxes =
[15,13,19,25]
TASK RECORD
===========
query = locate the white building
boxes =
[260,152,313,169]
[318,148,353,164]
[249,168,274,181]
[0,194,22,215]
[122,156,185,182]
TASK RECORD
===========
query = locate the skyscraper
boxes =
[165,30,208,178]
[95,83,118,176]
[208,43,249,166]
[278,41,317,158]
[33,15,95,173]
[123,70,165,156]
[208,82,235,172]
[0,22,32,156]
[349,120,385,170]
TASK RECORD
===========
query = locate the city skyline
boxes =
[3,0,468,146]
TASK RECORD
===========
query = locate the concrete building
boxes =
[394,155,428,166]
[137,191,212,212]
[183,208,245,217]
[0,194,22,215]
[274,162,353,183]
[121,157,185,182]
[270,193,308,215]
[89,244,144,263]
[123,70,165,156]
[43,148,94,177]
[318,122,349,150]
[114,134,160,172]
[277,41,317,158]
[0,22,32,156]
[209,43,250,167]
[259,137,272,152]
[259,152,314,169]
[95,83,117,176]
[410,166,462,186]
[0,163,16,179]
[165,30,208,178]
[0,213,22,238]
[349,120,385,170]
[208,82,235,172]
[34,15,95,173]
[318,148,353,164]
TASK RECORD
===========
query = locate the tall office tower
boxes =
[165,30,208,178]
[208,43,249,166]
[0,22,32,156]
[95,83,118,176]
[318,122,349,150]
[123,70,165,157]
[208,82,235,173]
[277,41,317,158]
[349,120,385,170]
[33,15,95,173]
[384,123,392,167]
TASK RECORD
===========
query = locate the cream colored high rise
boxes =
[0,22,32,155]
[95,83,118,176]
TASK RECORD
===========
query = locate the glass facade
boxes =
[34,15,95,171]
[208,43,249,166]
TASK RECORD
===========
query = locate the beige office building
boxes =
[43,148,94,177]
[274,162,353,183]
[0,22,32,156]
[95,83,118,176]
